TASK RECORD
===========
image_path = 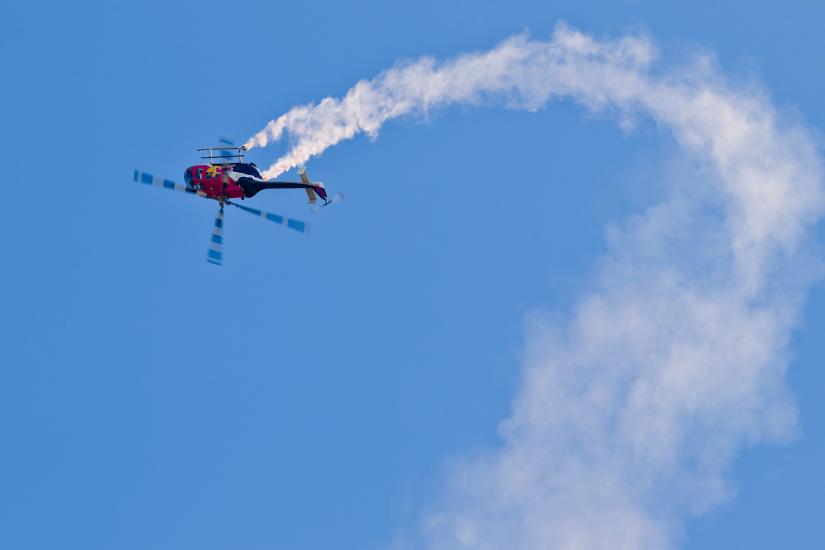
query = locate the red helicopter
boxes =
[133,143,341,266]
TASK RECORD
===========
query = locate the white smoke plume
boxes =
[249,25,824,549]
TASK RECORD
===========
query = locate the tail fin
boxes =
[298,166,328,204]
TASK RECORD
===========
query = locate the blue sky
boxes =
[2,1,824,549]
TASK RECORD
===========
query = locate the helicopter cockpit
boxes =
[230,163,263,179]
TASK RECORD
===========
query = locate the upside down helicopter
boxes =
[133,141,341,266]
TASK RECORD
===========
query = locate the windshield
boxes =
[232,163,263,179]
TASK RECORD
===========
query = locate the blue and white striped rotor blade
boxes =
[133,169,193,194]
[206,205,224,266]
[225,201,310,234]
[217,137,236,159]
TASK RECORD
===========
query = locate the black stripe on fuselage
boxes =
[238,177,316,198]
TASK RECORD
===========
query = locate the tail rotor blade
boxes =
[206,204,225,266]
[311,192,343,214]
[225,200,309,234]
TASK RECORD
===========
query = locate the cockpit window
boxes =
[233,163,262,179]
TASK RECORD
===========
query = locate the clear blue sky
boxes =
[2,1,824,549]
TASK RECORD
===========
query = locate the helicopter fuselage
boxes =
[184,163,247,200]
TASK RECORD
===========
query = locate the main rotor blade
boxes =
[225,201,309,234]
[133,169,193,194]
[206,204,224,266]
[216,137,239,160]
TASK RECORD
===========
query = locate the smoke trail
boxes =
[249,25,824,549]
[244,24,656,178]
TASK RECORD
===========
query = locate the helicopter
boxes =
[133,142,341,266]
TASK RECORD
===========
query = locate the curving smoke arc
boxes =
[244,24,660,179]
[248,25,824,549]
